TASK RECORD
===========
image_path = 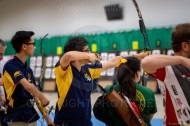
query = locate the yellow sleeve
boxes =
[89,67,102,79]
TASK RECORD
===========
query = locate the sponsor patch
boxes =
[171,85,178,95]
[14,71,22,79]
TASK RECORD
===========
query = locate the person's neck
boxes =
[72,61,82,72]
[16,53,28,63]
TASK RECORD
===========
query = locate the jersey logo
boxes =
[14,71,22,79]
[84,73,91,81]
[28,73,32,83]
[136,90,146,112]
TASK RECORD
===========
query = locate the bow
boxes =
[38,34,49,91]
[31,34,55,125]
[132,0,149,86]
[132,0,150,51]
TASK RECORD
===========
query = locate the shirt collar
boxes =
[14,56,27,68]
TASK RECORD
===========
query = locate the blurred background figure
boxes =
[0,39,6,125]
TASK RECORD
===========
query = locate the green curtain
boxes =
[148,28,172,49]
[4,27,173,56]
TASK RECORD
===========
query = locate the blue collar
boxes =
[14,56,27,68]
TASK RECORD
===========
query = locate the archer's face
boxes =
[83,46,90,53]
[23,37,36,56]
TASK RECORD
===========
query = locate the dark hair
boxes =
[64,37,89,53]
[0,39,6,50]
[171,23,190,52]
[116,57,140,101]
[11,31,34,53]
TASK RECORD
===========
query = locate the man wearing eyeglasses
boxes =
[2,31,54,126]
[53,37,149,126]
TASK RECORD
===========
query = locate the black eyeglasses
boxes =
[25,42,36,46]
[83,49,90,52]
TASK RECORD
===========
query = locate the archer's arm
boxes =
[19,78,49,107]
[102,51,148,72]
[101,56,122,72]
[141,54,190,74]
[60,51,100,70]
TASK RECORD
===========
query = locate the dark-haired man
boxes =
[141,23,190,125]
[54,37,148,126]
[3,31,54,126]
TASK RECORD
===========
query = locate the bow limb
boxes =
[132,0,150,51]
[131,0,149,86]
[28,34,52,125]
[37,34,55,125]
[38,34,49,91]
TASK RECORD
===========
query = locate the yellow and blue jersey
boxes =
[54,61,102,126]
[3,56,39,123]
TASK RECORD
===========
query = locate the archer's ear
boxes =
[181,42,190,52]
[22,44,27,50]
[135,71,141,82]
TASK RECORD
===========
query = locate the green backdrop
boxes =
[4,27,173,56]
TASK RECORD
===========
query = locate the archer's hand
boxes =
[39,95,49,107]
[135,51,149,60]
[88,53,101,63]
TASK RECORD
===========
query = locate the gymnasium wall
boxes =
[0,0,190,40]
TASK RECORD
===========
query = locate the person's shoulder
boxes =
[4,59,15,68]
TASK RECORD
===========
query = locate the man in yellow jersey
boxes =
[54,37,148,126]
[3,31,54,126]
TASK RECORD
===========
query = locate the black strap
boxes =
[6,99,34,115]
[97,84,106,94]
